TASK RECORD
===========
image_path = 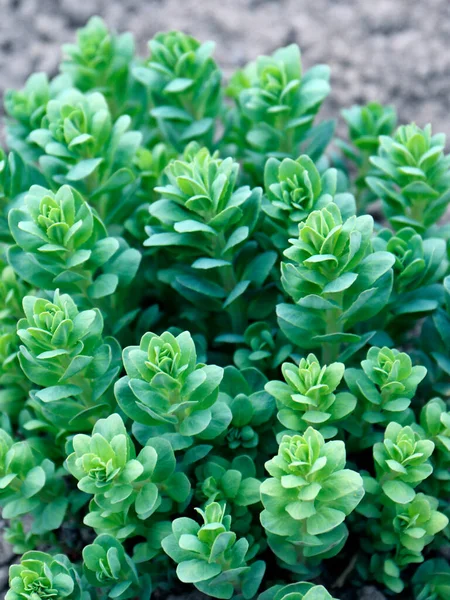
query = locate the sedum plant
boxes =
[266,354,356,438]
[337,102,397,210]
[8,184,141,303]
[373,422,434,505]
[260,428,364,575]
[60,17,136,119]
[115,329,229,448]
[367,124,450,231]
[1,17,449,600]
[262,154,355,250]
[134,31,222,150]
[6,551,86,600]
[144,142,271,333]
[373,227,448,334]
[16,290,121,438]
[83,534,151,600]
[66,414,190,524]
[225,44,332,181]
[278,202,394,362]
[162,501,265,599]
[344,346,427,444]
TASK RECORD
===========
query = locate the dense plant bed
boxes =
[0,15,449,600]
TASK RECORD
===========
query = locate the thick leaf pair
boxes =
[260,428,364,573]
[8,185,141,303]
[195,454,261,517]
[116,330,229,448]
[17,291,121,435]
[162,501,265,599]
[232,321,293,375]
[66,414,190,525]
[278,203,394,360]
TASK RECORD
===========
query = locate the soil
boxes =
[1,0,449,598]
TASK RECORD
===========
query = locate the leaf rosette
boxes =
[263,155,355,248]
[266,354,356,438]
[6,551,82,600]
[17,290,121,434]
[67,414,190,522]
[61,17,135,119]
[225,44,332,180]
[278,203,394,358]
[345,347,426,432]
[162,501,265,599]
[134,31,222,150]
[367,124,450,231]
[83,534,150,600]
[260,428,364,571]
[373,422,434,505]
[115,330,229,448]
[8,185,141,301]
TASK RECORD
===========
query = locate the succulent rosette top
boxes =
[115,330,229,448]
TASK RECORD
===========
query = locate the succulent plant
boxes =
[115,330,229,448]
[278,203,394,361]
[6,551,84,600]
[1,21,450,600]
[225,44,332,180]
[260,428,364,573]
[8,184,141,303]
[134,31,222,150]
[162,501,266,599]
[61,17,135,119]
[367,124,450,231]
[338,102,397,210]
[266,354,356,438]
[373,422,434,504]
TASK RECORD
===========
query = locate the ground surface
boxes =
[1,0,449,598]
[1,0,450,135]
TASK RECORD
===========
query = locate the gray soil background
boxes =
[0,0,450,598]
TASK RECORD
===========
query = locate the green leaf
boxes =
[66,158,103,181]
[177,559,222,583]
[382,480,415,504]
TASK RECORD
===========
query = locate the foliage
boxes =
[0,16,449,600]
